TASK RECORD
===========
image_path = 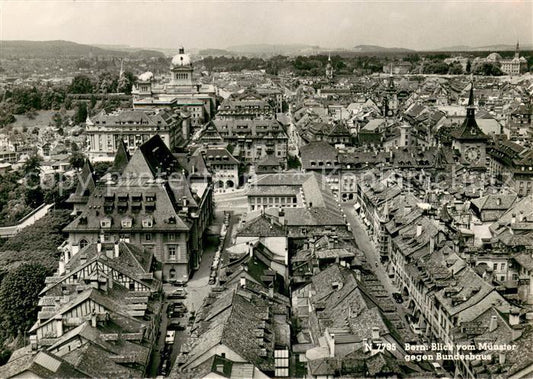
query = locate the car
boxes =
[168,288,187,299]
[165,330,175,344]
[173,279,188,287]
[159,359,169,376]
[392,293,404,303]
[168,319,186,330]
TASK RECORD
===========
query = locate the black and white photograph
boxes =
[0,0,532,378]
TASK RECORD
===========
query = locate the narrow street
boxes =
[147,233,220,377]
[342,204,397,294]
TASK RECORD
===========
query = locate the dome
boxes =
[171,48,191,67]
[486,53,502,62]
[520,56,527,62]
[138,71,153,81]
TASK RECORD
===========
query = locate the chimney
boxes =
[489,315,498,332]
[240,276,246,288]
[248,241,253,258]
[416,223,423,237]
[509,312,520,326]
[496,197,501,206]
[71,243,79,257]
[268,286,274,299]
[499,353,506,365]
[429,236,435,254]
[91,311,97,328]
[58,257,65,276]
[97,240,102,253]
[511,213,516,225]
[354,269,361,281]
[114,241,120,258]
[29,335,38,351]
[108,276,113,290]
[518,210,524,222]
[362,338,369,352]
[279,209,285,226]
[329,333,335,357]
[371,326,380,340]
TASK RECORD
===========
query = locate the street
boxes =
[146,232,220,377]
[342,203,397,294]
[342,204,413,336]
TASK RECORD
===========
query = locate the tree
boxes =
[0,263,50,336]
[22,155,41,180]
[68,75,94,94]
[69,151,86,169]
[117,71,136,94]
[74,102,88,124]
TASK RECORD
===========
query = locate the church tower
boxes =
[451,81,488,167]
[325,53,334,80]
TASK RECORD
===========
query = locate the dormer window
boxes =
[100,217,112,228]
[117,201,128,213]
[121,217,132,228]
[142,216,154,228]
[145,202,155,212]
[145,193,156,202]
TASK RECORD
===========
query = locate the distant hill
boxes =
[90,44,165,58]
[352,45,416,53]
[0,40,164,58]
[226,44,322,56]
[198,49,236,57]
[432,44,533,52]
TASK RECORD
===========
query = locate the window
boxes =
[145,233,152,241]
[79,239,88,249]
[168,246,177,260]
[142,217,153,228]
[121,217,132,228]
[100,218,112,228]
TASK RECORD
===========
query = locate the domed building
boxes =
[169,47,193,87]
[132,47,216,129]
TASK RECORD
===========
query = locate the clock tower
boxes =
[451,81,488,168]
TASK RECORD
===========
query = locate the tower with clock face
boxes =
[451,82,488,167]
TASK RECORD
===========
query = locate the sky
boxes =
[0,0,532,51]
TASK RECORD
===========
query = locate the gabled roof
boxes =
[237,213,285,237]
[0,348,88,379]
[109,139,130,174]
[122,135,187,179]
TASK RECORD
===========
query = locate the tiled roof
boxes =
[0,348,88,378]
[237,214,285,237]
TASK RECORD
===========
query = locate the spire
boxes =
[515,40,520,58]
[328,52,331,62]
[119,59,124,78]
[467,80,475,108]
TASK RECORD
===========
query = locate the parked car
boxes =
[168,288,187,299]
[173,279,188,287]
[168,319,186,330]
[159,359,169,376]
[392,292,404,303]
[165,330,175,344]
